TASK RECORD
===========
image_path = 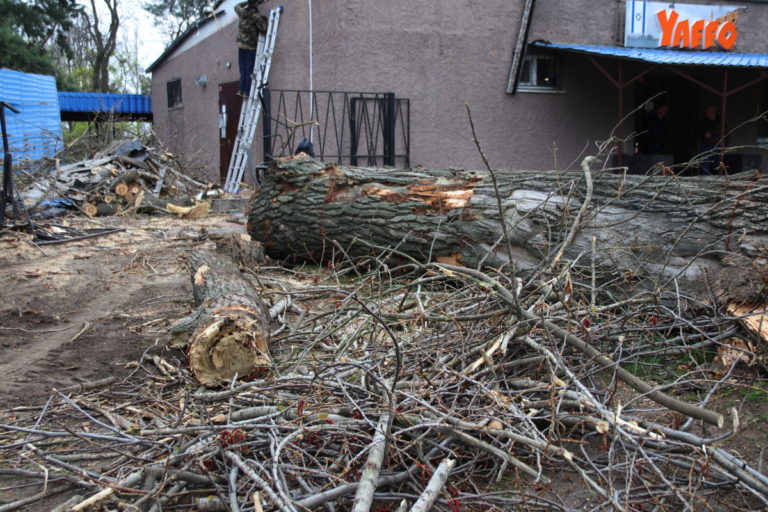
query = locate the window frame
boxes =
[167,79,183,109]
[517,54,564,93]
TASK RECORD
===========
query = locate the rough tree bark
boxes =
[248,157,768,299]
[185,247,270,386]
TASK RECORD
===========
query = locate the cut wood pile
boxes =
[20,139,219,218]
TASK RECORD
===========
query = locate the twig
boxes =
[351,415,389,512]
[407,458,455,512]
[70,470,144,511]
[437,427,550,484]
[224,451,296,512]
[549,156,594,267]
[464,103,523,316]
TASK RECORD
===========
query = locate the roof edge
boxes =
[146,6,227,73]
[530,41,768,68]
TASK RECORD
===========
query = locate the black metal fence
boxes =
[262,89,410,168]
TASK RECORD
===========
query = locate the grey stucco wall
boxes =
[264,0,618,171]
[150,0,768,180]
[151,23,240,182]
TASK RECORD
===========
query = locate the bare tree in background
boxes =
[83,0,120,92]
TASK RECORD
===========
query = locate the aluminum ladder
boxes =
[224,6,282,193]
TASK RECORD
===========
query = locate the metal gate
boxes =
[262,89,410,168]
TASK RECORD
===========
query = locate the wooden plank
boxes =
[727,302,768,342]
[506,0,536,94]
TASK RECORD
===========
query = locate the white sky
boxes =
[80,0,167,70]
[119,1,166,68]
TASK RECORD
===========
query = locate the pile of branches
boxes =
[1,243,766,511]
[19,139,217,218]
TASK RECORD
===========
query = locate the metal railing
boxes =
[262,89,410,168]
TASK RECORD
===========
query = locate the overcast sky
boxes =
[119,0,166,69]
[80,0,166,70]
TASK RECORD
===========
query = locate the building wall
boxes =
[151,22,240,182]
[264,0,617,171]
[150,0,768,179]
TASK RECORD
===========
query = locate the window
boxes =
[167,79,182,108]
[518,55,562,92]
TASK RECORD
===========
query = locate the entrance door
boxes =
[635,74,699,169]
[219,81,243,183]
[665,78,699,165]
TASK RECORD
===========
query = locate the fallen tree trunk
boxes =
[248,157,768,299]
[186,248,271,386]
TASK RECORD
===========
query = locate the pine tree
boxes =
[0,0,81,75]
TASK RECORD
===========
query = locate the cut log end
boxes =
[188,314,271,387]
[83,203,98,217]
[114,183,129,197]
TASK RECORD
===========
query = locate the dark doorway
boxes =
[219,81,243,183]
[635,73,700,168]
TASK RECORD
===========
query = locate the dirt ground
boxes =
[0,213,244,407]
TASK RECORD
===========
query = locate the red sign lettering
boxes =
[656,9,738,50]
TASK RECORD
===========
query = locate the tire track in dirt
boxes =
[0,217,237,406]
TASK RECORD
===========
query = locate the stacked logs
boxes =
[21,139,220,217]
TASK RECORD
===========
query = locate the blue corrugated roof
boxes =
[58,92,152,115]
[0,69,62,164]
[531,41,768,67]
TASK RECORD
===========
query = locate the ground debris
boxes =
[1,239,767,511]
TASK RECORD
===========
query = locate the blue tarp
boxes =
[0,69,63,164]
[58,92,152,115]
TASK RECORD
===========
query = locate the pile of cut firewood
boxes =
[21,139,221,217]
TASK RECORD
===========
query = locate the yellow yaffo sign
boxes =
[624,1,745,51]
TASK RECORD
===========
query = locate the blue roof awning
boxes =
[58,92,152,121]
[531,41,768,68]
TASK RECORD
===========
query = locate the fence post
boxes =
[350,94,358,167]
[383,92,396,167]
[262,88,272,163]
[1,102,20,227]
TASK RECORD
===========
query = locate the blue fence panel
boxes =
[0,69,63,164]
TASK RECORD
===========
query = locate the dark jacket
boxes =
[699,116,724,148]
[645,112,669,154]
[235,2,268,50]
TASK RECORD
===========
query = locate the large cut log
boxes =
[185,248,270,386]
[247,157,768,299]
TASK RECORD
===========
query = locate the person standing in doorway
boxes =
[235,0,268,98]
[698,104,725,175]
[646,103,670,155]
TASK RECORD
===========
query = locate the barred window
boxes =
[167,79,182,108]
